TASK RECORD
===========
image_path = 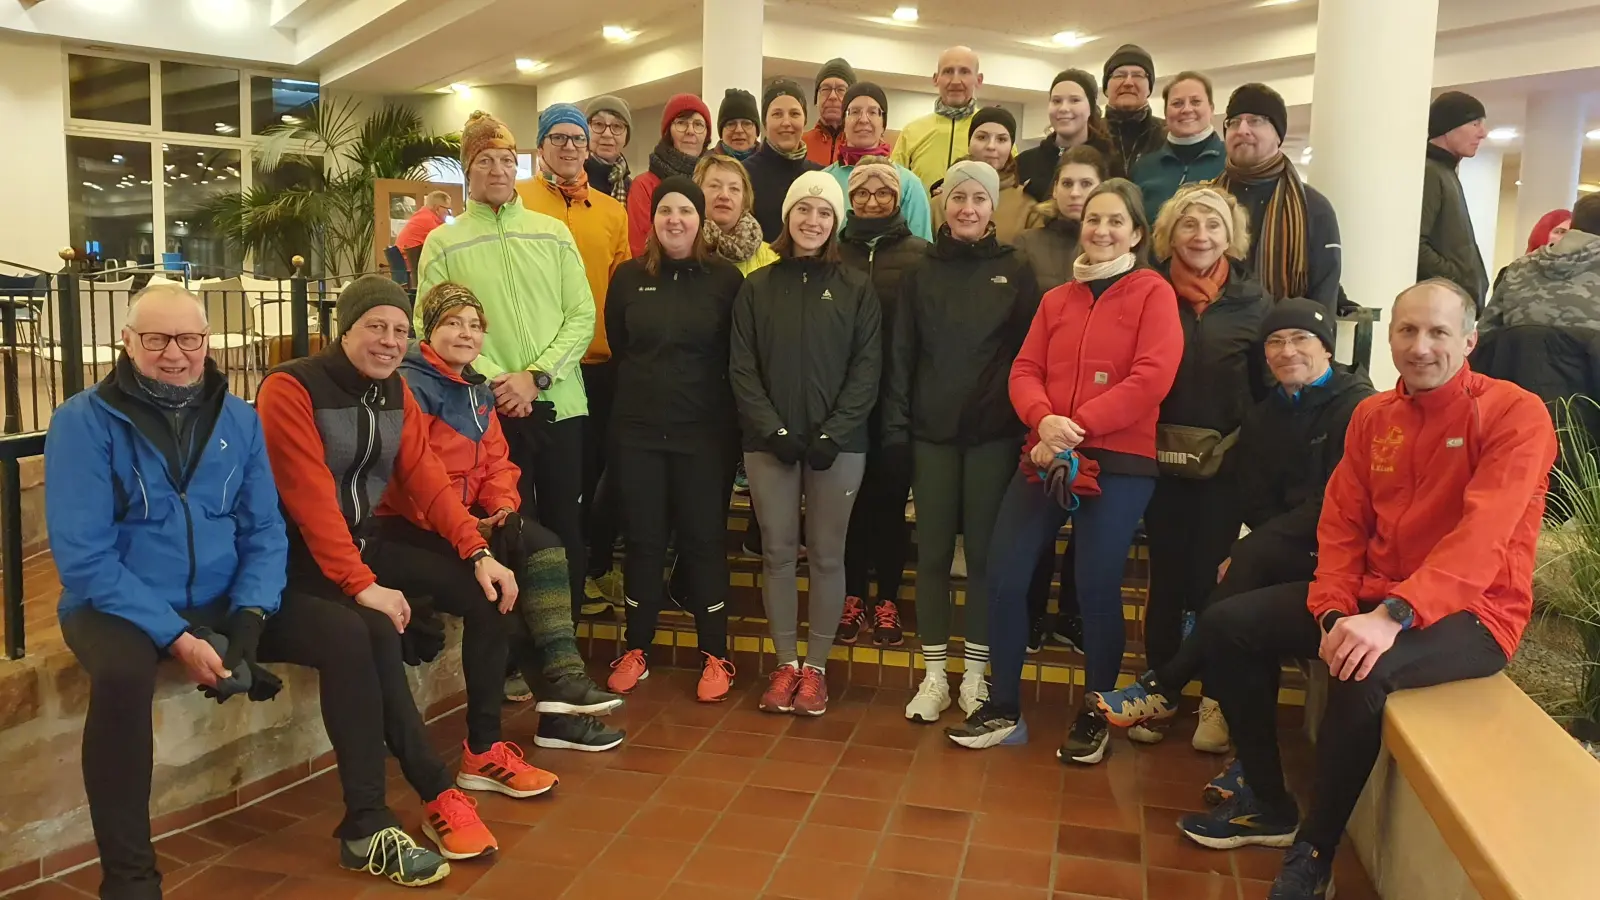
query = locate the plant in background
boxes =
[204,98,460,277]
[1534,395,1600,751]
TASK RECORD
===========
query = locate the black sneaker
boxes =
[1052,616,1084,652]
[533,713,625,752]
[944,702,1028,749]
[340,826,451,887]
[1057,709,1110,765]
[837,596,866,644]
[1269,842,1334,898]
[871,599,904,647]
[1178,788,1299,850]
[534,673,624,716]
[1026,617,1045,655]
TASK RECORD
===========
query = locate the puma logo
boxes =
[1156,451,1202,465]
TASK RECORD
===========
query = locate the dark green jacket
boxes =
[1130,133,1226,221]
[1419,144,1488,308]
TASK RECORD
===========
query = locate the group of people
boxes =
[48,39,1572,900]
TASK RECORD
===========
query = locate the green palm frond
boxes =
[1536,395,1600,726]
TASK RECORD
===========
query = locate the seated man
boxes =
[1092,299,1375,757]
[256,275,549,863]
[1174,279,1557,900]
[47,284,450,896]
[379,281,624,751]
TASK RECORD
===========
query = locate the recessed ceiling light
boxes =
[214,122,236,134]
[602,25,637,42]
[515,58,548,74]
[1257,0,1301,6]
[1587,128,1600,141]
[1579,183,1600,194]
[892,6,919,22]
[449,82,472,95]
[1487,127,1517,141]
[1051,31,1093,47]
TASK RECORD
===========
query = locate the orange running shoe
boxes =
[456,741,559,798]
[759,663,802,713]
[421,788,498,860]
[607,648,649,693]
[697,652,736,703]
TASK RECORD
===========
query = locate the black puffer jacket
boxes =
[839,215,930,363]
[729,258,882,453]
[1016,137,1123,203]
[1419,144,1488,308]
[1233,365,1375,549]
[606,256,745,449]
[883,228,1041,447]
[1010,212,1080,292]
[1156,259,1273,439]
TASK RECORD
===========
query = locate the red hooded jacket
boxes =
[1009,268,1183,478]
[1308,364,1557,658]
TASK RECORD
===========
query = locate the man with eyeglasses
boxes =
[823,82,934,241]
[1102,44,1167,172]
[584,95,634,202]
[47,284,458,892]
[420,110,596,624]
[1214,83,1343,315]
[803,57,858,166]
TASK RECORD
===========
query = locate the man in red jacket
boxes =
[1175,278,1557,900]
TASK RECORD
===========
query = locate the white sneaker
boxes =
[950,536,968,579]
[905,672,951,723]
[1192,697,1231,753]
[958,675,988,716]
[1128,723,1165,744]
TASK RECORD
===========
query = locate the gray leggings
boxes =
[744,450,867,669]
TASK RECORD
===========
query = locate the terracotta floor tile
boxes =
[702,730,780,758]
[10,883,99,900]
[857,868,954,900]
[1144,833,1232,875]
[1052,856,1143,899]
[747,758,834,793]
[1231,845,1286,882]
[187,819,269,850]
[1146,865,1236,900]
[703,813,800,854]
[675,847,780,891]
[623,805,720,844]
[766,737,846,766]
[977,783,1064,821]
[256,875,368,899]
[888,805,974,843]
[611,746,690,776]
[501,824,610,869]
[835,744,915,772]
[820,767,901,802]
[1139,775,1210,812]
[953,883,1051,900]
[164,864,286,900]
[1055,824,1142,865]
[969,812,1060,854]
[591,835,696,880]
[633,724,713,752]
[785,717,857,742]
[677,752,760,783]
[850,724,925,751]
[152,833,226,866]
[653,701,735,729]
[960,845,1053,889]
[558,869,670,900]
[1056,796,1141,834]
[461,860,577,900]
[652,776,744,812]
[660,883,763,900]
[538,797,639,835]
[903,773,985,810]
[730,785,816,819]
[579,768,666,803]
[719,709,792,737]
[1238,877,1276,900]
[768,858,869,900]
[806,795,892,832]
[873,833,965,878]
[785,820,880,865]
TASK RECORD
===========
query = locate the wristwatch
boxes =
[531,370,553,391]
[470,548,493,564]
[1381,597,1415,630]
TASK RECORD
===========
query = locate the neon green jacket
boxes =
[416,199,595,421]
[891,110,977,188]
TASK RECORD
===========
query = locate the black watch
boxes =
[470,548,493,564]
[531,370,553,391]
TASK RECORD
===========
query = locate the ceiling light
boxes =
[602,25,637,42]
[1487,127,1517,141]
[1300,147,1314,162]
[1579,183,1600,194]
[1587,128,1600,141]
[1051,31,1092,47]
[280,114,302,125]
[111,153,124,163]
[1257,0,1302,6]
[81,182,103,191]
[214,122,236,134]
[892,6,918,22]
[515,58,547,74]
[449,82,472,95]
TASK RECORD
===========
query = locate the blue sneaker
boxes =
[1178,788,1298,850]
[1269,842,1334,899]
[1090,671,1177,728]
[1204,759,1245,806]
[945,702,1028,749]
[733,464,749,494]
[1182,610,1198,639]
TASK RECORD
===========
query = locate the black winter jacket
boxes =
[1419,144,1488,308]
[1010,213,1080,291]
[606,257,745,449]
[1016,137,1123,204]
[745,141,824,242]
[729,258,882,453]
[1233,365,1374,551]
[883,229,1041,447]
[1230,177,1343,315]
[1107,109,1167,174]
[839,216,930,364]
[1474,323,1600,460]
[1156,259,1273,437]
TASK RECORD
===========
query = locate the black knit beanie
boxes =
[651,175,706,220]
[1102,44,1154,91]
[1428,91,1487,140]
[1051,69,1100,108]
[814,58,858,100]
[762,78,808,119]
[1226,83,1288,141]
[1260,297,1335,354]
[969,106,1017,142]
[843,82,888,120]
[718,88,761,134]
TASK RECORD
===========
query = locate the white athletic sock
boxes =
[964,642,990,679]
[922,643,948,676]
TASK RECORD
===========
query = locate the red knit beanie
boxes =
[660,93,713,137]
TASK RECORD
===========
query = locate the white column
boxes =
[1457,148,1503,279]
[1515,92,1586,247]
[701,0,764,109]
[1308,0,1439,389]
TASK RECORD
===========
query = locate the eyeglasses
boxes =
[818,86,848,98]
[671,118,707,134]
[589,121,627,136]
[544,133,589,149]
[1225,114,1274,132]
[1109,69,1149,84]
[846,107,883,120]
[1264,333,1319,352]
[850,188,896,205]
[132,331,207,352]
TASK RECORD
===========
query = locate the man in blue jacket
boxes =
[46,285,449,898]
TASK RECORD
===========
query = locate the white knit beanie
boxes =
[942,160,1000,206]
[782,170,846,224]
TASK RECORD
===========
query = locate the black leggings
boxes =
[843,445,912,606]
[1142,476,1240,673]
[582,359,621,580]
[62,597,398,900]
[503,412,588,620]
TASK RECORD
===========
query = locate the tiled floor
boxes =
[17,666,1377,900]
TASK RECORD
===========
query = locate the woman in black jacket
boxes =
[835,157,930,648]
[602,176,745,704]
[1139,183,1271,750]
[1015,69,1121,204]
[731,171,881,718]
[886,160,1041,724]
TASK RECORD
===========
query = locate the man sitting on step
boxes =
[1173,278,1556,900]
[47,284,451,896]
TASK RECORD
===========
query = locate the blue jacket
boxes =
[47,361,287,647]
[1130,133,1226,222]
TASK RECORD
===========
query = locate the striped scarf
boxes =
[1215,152,1308,300]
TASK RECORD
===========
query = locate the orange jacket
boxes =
[377,342,521,527]
[803,124,846,167]
[517,178,629,362]
[1308,364,1556,657]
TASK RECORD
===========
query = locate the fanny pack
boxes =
[1155,425,1239,479]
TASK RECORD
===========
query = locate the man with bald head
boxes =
[46,284,452,894]
[1173,279,1556,899]
[892,46,987,187]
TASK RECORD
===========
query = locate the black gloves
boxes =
[767,428,808,465]
[401,602,446,667]
[806,434,840,471]
[195,610,283,703]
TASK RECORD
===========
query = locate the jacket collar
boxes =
[408,340,484,387]
[932,223,1008,260]
[1425,142,1461,171]
[1153,132,1224,163]
[1396,360,1478,409]
[464,197,522,223]
[96,352,228,419]
[321,338,392,398]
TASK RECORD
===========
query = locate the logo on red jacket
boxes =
[477,403,489,416]
[1371,426,1404,473]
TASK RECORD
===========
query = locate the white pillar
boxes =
[1515,92,1585,247]
[701,0,764,112]
[1457,148,1503,280]
[1308,0,1439,389]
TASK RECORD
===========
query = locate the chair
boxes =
[384,245,409,286]
[198,278,260,350]
[26,276,134,391]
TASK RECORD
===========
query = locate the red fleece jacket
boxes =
[1308,364,1556,658]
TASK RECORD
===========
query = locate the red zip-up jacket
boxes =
[1009,268,1183,477]
[1308,364,1556,658]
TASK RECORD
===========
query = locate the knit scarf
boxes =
[648,139,701,180]
[705,212,765,263]
[839,141,892,167]
[133,368,204,409]
[597,154,629,203]
[1169,126,1215,146]
[1216,152,1309,300]
[770,138,809,161]
[1073,252,1136,283]
[1169,256,1230,315]
[716,140,758,162]
[935,99,976,121]
[540,166,589,203]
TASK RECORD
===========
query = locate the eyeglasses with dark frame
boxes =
[850,188,897,205]
[132,331,208,352]
[544,133,589,149]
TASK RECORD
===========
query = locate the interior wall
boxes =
[0,32,70,271]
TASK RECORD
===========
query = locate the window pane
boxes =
[67,136,154,266]
[164,145,244,275]
[162,62,241,136]
[68,55,151,125]
[250,76,319,135]
[252,155,324,277]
